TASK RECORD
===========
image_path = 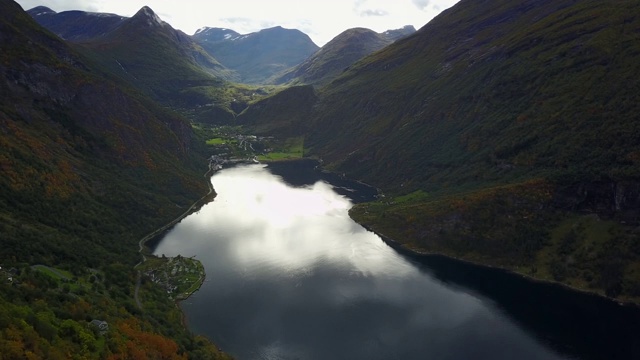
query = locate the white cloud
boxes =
[16,0,460,46]
[412,0,431,10]
[17,0,100,12]
[360,9,389,17]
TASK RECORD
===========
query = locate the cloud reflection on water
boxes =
[153,164,566,360]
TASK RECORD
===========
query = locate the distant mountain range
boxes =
[28,6,415,87]
[193,27,240,43]
[78,6,232,100]
[193,26,319,84]
[271,25,416,85]
[26,5,126,41]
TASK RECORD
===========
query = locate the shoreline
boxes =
[269,158,639,308]
[137,168,215,259]
[134,168,215,310]
[356,221,640,309]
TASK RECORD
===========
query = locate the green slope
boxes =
[311,0,640,190]
[237,85,317,136]
[76,7,233,104]
[70,6,262,126]
[246,0,640,301]
[0,1,230,358]
[196,26,319,84]
[270,28,392,86]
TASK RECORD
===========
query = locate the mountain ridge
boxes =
[27,6,126,42]
[193,26,241,43]
[243,0,640,301]
[73,5,236,107]
[270,25,416,86]
[194,25,319,84]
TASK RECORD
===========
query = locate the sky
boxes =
[16,0,460,46]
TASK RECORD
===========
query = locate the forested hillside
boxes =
[0,1,229,358]
[245,0,640,301]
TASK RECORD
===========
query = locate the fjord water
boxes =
[153,162,640,360]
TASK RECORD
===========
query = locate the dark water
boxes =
[153,162,640,360]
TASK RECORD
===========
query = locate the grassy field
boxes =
[30,264,97,293]
[32,264,73,280]
[205,137,227,146]
[257,136,304,161]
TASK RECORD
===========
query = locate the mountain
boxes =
[238,85,318,136]
[0,1,230,357]
[309,0,640,191]
[74,6,236,105]
[381,25,417,41]
[194,25,319,84]
[1,1,200,264]
[27,6,266,123]
[192,26,241,43]
[27,6,126,41]
[246,0,640,301]
[27,6,232,82]
[271,26,416,86]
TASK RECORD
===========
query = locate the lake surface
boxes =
[153,162,640,360]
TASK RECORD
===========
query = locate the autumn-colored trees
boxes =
[103,319,186,360]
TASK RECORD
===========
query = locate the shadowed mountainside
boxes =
[0,1,231,358]
[243,0,640,301]
[195,26,319,84]
[1,0,202,297]
[238,85,318,137]
[74,6,235,104]
[27,5,126,42]
[271,25,416,86]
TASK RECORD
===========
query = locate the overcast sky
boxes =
[16,0,460,46]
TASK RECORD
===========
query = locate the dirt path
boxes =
[134,271,142,309]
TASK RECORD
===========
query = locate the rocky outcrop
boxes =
[554,180,640,224]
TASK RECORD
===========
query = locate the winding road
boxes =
[134,168,215,310]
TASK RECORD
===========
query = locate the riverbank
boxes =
[137,168,216,259]
[144,160,640,359]
[354,220,640,308]
[134,168,215,310]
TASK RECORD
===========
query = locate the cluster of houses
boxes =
[208,154,229,171]
[142,256,203,298]
[207,134,275,172]
[208,153,259,172]
[143,266,179,295]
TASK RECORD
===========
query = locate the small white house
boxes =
[90,319,109,333]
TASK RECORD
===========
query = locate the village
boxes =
[138,255,205,300]
[205,129,303,168]
[206,133,276,171]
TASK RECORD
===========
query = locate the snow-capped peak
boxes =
[195,26,211,35]
[27,6,56,16]
[192,27,242,42]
